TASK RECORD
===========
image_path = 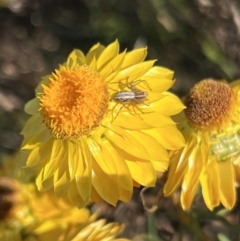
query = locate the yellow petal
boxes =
[53,163,70,197]
[80,136,92,168]
[36,168,44,190]
[100,50,126,78]
[138,78,174,93]
[180,144,205,209]
[181,179,199,210]
[88,138,132,195]
[150,94,185,116]
[141,113,175,128]
[90,185,103,203]
[36,169,53,192]
[164,136,196,195]
[67,137,92,183]
[68,180,87,208]
[26,137,54,167]
[200,158,220,210]
[112,111,152,130]
[97,39,119,70]
[230,79,240,90]
[127,130,169,164]
[24,98,39,115]
[86,42,105,64]
[106,60,156,83]
[163,151,186,196]
[105,126,151,160]
[175,135,196,172]
[67,139,80,180]
[233,113,240,123]
[73,219,105,241]
[88,55,97,71]
[92,161,120,206]
[234,164,240,184]
[146,92,165,103]
[218,160,236,209]
[75,170,91,202]
[125,159,156,186]
[151,159,169,172]
[142,66,174,79]
[119,187,132,203]
[21,113,46,137]
[182,144,204,191]
[21,129,51,150]
[100,139,132,192]
[86,139,111,175]
[144,126,185,150]
[75,138,92,202]
[121,47,147,68]
[66,49,86,67]
[43,139,67,180]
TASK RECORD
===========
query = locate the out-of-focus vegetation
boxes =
[1,0,240,240]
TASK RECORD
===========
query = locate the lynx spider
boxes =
[110,78,152,122]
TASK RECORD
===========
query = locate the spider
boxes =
[111,78,151,122]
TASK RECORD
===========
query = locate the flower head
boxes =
[0,154,130,241]
[0,179,130,241]
[164,78,240,210]
[21,40,185,208]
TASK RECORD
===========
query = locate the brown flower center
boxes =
[185,79,236,131]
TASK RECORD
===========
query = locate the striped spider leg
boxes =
[110,77,152,92]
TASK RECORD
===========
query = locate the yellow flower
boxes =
[21,40,185,208]
[26,188,129,241]
[0,177,130,241]
[164,79,240,210]
[0,154,130,241]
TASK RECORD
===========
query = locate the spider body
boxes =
[113,85,148,104]
[111,82,149,122]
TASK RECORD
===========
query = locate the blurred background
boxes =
[1,0,240,240]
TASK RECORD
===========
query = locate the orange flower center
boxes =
[39,65,109,139]
[185,79,236,131]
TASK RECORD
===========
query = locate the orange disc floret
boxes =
[39,65,109,139]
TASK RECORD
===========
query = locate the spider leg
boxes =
[119,104,143,120]
[108,77,129,90]
[111,102,124,123]
[132,100,154,115]
[130,79,152,91]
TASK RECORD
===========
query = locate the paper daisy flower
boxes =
[164,78,240,210]
[0,177,130,241]
[21,40,185,208]
[26,187,129,241]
